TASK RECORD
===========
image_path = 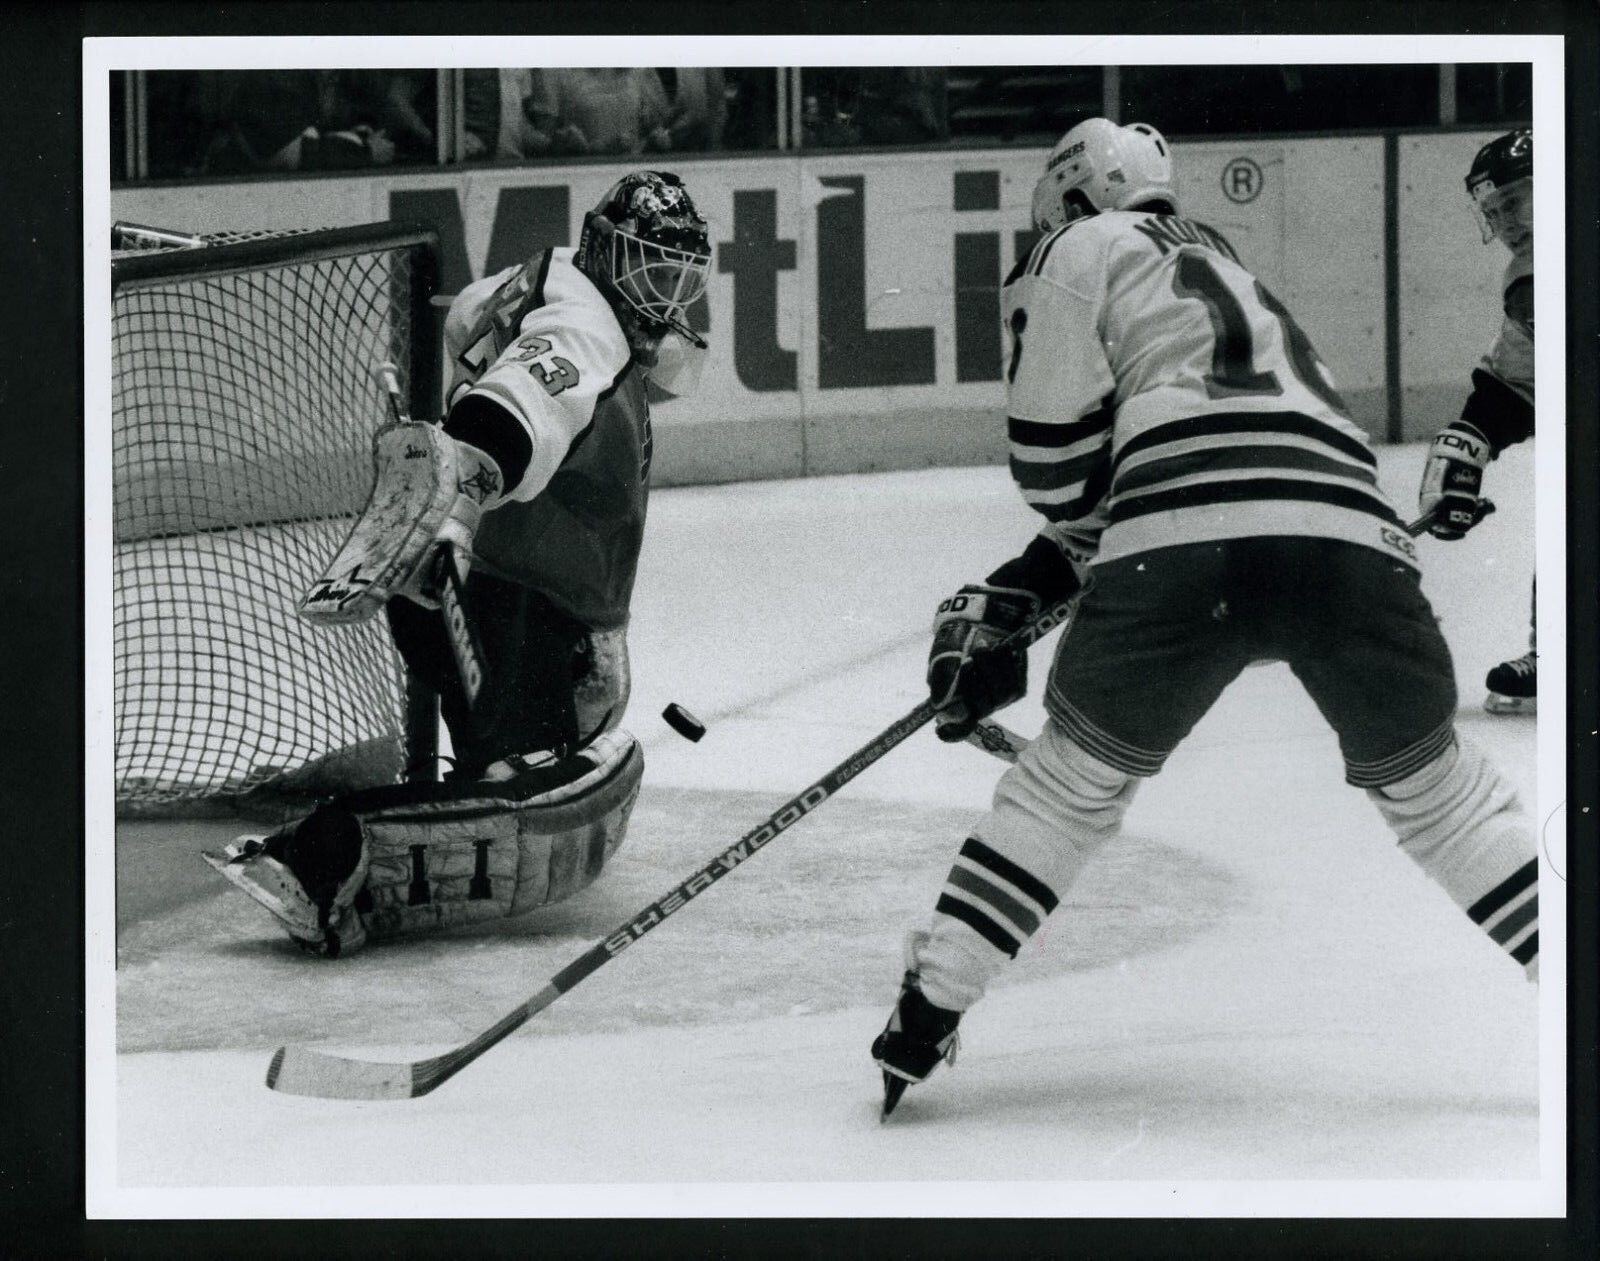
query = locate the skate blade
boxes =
[201,844,322,937]
[1484,694,1536,715]
[880,1071,910,1122]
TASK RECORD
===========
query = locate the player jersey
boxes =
[1480,248,1533,404]
[443,247,652,630]
[1002,211,1413,571]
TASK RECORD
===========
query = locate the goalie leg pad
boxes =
[226,730,641,954]
[213,733,644,954]
[356,729,644,941]
[574,625,632,744]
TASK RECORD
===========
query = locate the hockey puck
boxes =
[662,703,707,742]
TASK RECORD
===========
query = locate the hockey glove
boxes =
[1418,421,1493,541]
[927,584,1038,742]
[299,422,504,624]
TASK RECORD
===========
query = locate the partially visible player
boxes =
[209,171,713,956]
[872,119,1537,1117]
[1417,128,1535,713]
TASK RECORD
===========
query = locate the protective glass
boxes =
[609,228,712,332]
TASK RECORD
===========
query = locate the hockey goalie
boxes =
[208,171,713,956]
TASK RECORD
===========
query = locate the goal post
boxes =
[111,221,442,815]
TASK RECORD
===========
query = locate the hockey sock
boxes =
[1368,735,1538,980]
[917,721,1139,1011]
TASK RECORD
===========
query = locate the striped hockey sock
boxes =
[935,836,1061,961]
[1465,858,1538,980]
[913,722,1138,1011]
[1368,735,1537,981]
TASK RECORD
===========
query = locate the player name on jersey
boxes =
[1130,214,1240,260]
[1003,211,1410,569]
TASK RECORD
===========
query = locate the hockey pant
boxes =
[388,570,631,777]
[912,723,1537,1013]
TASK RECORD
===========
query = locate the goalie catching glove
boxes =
[927,534,1082,742]
[300,421,508,624]
[1417,420,1495,541]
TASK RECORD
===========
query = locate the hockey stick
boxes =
[1405,499,1495,537]
[965,718,1031,763]
[265,598,1075,1100]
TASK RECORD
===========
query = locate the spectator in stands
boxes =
[194,69,431,174]
[193,70,327,174]
[801,68,949,148]
[802,69,864,147]
[341,70,435,163]
[857,67,948,145]
[464,68,553,161]
[659,67,727,151]
[719,68,778,151]
[528,68,674,157]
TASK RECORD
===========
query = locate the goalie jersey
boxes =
[442,247,653,630]
[1003,211,1413,570]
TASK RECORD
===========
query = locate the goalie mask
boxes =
[1030,118,1178,232]
[578,171,712,363]
[1466,129,1532,249]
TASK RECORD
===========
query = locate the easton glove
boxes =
[1418,420,1493,541]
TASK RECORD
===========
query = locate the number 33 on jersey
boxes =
[1002,211,1405,568]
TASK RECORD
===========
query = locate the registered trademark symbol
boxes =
[1221,157,1264,203]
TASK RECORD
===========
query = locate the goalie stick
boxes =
[373,362,487,758]
[264,598,1075,1100]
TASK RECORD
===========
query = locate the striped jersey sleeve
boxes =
[1001,223,1117,558]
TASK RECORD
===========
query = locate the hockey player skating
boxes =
[872,120,1539,1118]
[209,171,712,956]
[1417,129,1536,714]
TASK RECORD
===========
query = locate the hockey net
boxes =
[112,221,440,815]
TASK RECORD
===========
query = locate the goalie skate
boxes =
[299,421,486,625]
[202,835,366,955]
[203,837,322,940]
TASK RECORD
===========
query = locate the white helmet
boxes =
[1030,118,1178,231]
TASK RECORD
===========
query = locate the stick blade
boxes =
[266,1045,420,1101]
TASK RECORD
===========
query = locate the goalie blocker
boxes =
[205,730,643,956]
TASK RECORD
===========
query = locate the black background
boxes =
[5,1,1594,1255]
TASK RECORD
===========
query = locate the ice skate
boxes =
[1484,650,1536,714]
[871,961,961,1121]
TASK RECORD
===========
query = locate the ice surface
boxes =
[103,442,1548,1203]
